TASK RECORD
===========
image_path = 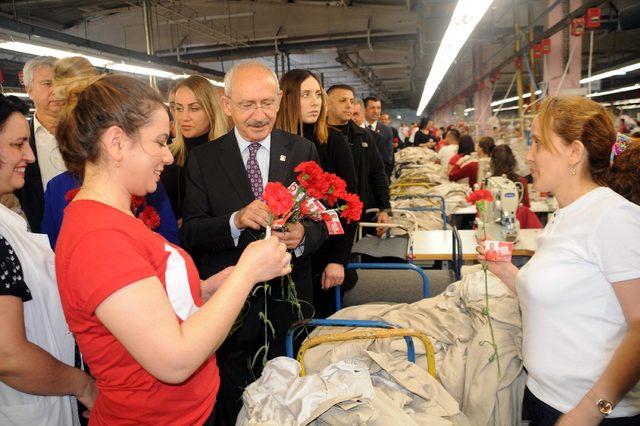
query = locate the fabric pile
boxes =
[238,266,526,425]
[394,146,438,167]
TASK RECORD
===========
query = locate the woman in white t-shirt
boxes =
[477,96,640,425]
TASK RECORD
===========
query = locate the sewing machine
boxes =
[477,176,520,242]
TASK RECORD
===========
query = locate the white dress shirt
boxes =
[364,120,378,131]
[33,114,66,189]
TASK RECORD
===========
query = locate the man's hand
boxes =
[376,211,390,237]
[234,200,271,230]
[272,221,305,250]
[321,263,345,290]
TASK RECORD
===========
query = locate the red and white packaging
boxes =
[322,210,344,235]
[303,197,327,221]
[483,240,514,262]
[271,211,292,230]
[287,182,307,204]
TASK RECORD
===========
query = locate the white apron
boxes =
[0,204,79,426]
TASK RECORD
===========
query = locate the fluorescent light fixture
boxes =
[464,107,475,113]
[3,92,29,98]
[416,0,494,115]
[0,41,113,68]
[619,104,640,110]
[208,79,225,88]
[586,84,640,98]
[491,90,542,107]
[396,115,402,119]
[580,61,640,84]
[600,98,640,107]
[107,63,175,79]
[492,105,520,113]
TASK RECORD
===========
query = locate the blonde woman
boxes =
[162,75,227,220]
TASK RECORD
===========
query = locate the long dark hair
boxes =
[491,145,520,182]
[458,135,475,156]
[276,69,329,144]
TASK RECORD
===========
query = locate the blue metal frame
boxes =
[285,318,416,362]
[335,262,431,310]
[451,226,463,281]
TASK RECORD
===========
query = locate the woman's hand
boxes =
[321,263,345,290]
[555,399,604,426]
[237,236,292,283]
[475,235,519,293]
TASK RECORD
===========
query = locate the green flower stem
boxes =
[478,202,502,378]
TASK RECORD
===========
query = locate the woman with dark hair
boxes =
[607,135,640,206]
[449,136,495,189]
[477,96,640,425]
[54,74,291,424]
[490,144,530,207]
[0,94,96,424]
[414,117,439,149]
[447,134,475,175]
[275,69,358,318]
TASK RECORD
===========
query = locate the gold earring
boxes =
[569,164,576,175]
[115,160,121,168]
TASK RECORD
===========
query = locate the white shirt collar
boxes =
[234,127,271,152]
[364,120,378,130]
[33,112,53,136]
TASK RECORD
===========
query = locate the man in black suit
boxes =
[363,96,394,179]
[16,56,66,232]
[180,61,327,425]
[380,113,401,151]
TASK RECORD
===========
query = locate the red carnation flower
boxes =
[465,189,493,205]
[324,173,347,206]
[131,196,146,213]
[339,193,363,223]
[65,188,80,203]
[294,161,324,187]
[139,205,161,230]
[263,182,294,217]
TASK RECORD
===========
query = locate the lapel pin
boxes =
[280,155,286,162]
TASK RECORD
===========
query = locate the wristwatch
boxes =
[587,390,614,416]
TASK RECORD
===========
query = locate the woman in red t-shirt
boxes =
[54,74,292,425]
[449,136,496,189]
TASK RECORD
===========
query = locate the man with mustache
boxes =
[181,61,327,425]
[16,56,66,232]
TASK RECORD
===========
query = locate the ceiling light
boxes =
[586,84,640,98]
[600,98,640,107]
[580,61,640,84]
[416,0,494,115]
[208,79,225,88]
[3,91,29,98]
[491,90,542,107]
[492,105,520,112]
[619,104,640,110]
[107,63,175,79]
[0,41,113,68]
[464,107,475,113]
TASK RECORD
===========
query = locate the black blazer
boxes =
[180,128,328,303]
[15,120,44,233]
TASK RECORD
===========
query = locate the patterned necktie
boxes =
[247,143,263,199]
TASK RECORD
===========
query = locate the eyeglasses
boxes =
[231,98,279,112]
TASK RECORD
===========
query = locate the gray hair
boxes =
[23,56,57,88]
[223,60,279,97]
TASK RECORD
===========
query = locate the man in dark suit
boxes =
[380,113,401,151]
[363,96,394,179]
[16,56,66,233]
[180,61,327,425]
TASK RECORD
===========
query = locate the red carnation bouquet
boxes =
[261,161,363,235]
[248,161,362,369]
